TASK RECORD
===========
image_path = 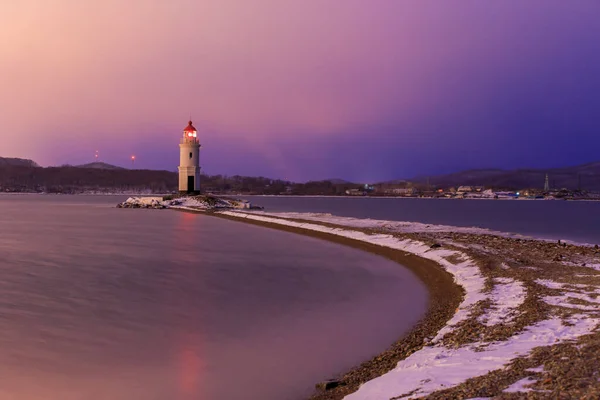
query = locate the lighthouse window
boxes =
[189,152,193,159]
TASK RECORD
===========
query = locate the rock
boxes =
[316,380,342,391]
[431,243,442,249]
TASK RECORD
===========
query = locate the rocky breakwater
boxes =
[117,195,263,211]
[117,197,167,209]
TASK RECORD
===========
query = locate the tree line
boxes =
[0,166,363,195]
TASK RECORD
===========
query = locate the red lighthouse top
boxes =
[183,120,198,140]
[183,120,197,133]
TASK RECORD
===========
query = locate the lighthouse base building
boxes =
[178,120,201,194]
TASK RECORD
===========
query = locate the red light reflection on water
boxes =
[171,212,206,398]
[175,211,201,241]
[177,339,204,398]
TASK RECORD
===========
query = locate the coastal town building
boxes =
[386,187,417,196]
[178,120,201,193]
[345,188,364,196]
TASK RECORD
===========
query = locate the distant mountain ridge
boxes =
[2,155,600,192]
[403,162,600,191]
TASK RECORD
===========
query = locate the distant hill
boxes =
[325,178,353,184]
[0,164,177,193]
[76,162,125,170]
[405,163,600,191]
[3,155,600,194]
[0,157,38,168]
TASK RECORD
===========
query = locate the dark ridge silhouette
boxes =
[2,157,600,194]
[75,162,125,170]
[0,157,39,168]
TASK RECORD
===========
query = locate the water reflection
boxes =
[177,335,204,399]
[0,195,427,399]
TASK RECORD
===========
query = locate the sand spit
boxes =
[118,200,600,399]
[217,211,600,400]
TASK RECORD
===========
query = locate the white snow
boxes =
[344,315,597,400]
[245,211,528,238]
[583,263,600,271]
[217,211,600,399]
[535,279,594,290]
[542,293,600,311]
[478,277,526,326]
[169,197,208,209]
[122,196,252,211]
[526,366,544,373]
[535,279,600,311]
[503,377,538,393]
[124,196,165,206]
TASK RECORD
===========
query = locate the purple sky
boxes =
[2,1,600,182]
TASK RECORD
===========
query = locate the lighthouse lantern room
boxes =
[178,120,201,194]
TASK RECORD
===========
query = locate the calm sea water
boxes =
[238,196,600,244]
[0,195,427,400]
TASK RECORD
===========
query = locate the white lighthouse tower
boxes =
[178,120,201,194]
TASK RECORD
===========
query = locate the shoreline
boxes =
[172,208,464,399]
[184,208,600,398]
[133,202,600,398]
[230,194,600,201]
[4,192,600,201]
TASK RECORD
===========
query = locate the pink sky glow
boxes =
[2,1,600,181]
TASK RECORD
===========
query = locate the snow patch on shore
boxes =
[479,277,526,326]
[345,315,597,400]
[169,197,209,209]
[535,279,600,311]
[124,196,165,206]
[526,366,545,373]
[246,211,532,239]
[503,377,538,393]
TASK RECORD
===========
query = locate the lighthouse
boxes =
[178,120,201,194]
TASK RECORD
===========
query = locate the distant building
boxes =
[457,186,473,193]
[386,187,417,196]
[178,121,201,194]
[345,188,364,196]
